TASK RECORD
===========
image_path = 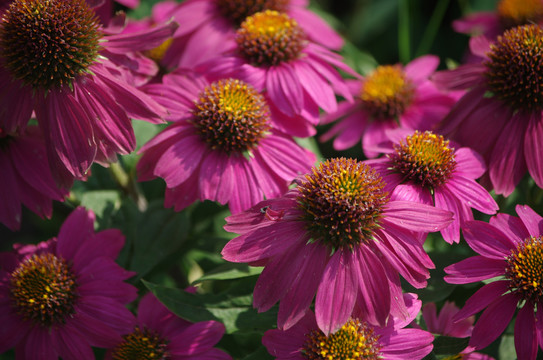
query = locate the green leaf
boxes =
[241,346,274,360]
[143,280,277,334]
[79,190,120,223]
[498,334,516,360]
[115,200,189,280]
[192,263,263,284]
[432,335,469,355]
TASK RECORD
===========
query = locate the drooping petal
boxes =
[315,250,359,335]
[514,303,538,360]
[469,292,518,350]
[462,220,516,259]
[446,176,498,214]
[452,281,510,321]
[515,204,543,238]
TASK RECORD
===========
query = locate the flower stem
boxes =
[398,0,411,63]
[415,0,450,57]
[109,162,148,212]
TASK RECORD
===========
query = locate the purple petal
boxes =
[488,111,528,196]
[23,327,58,360]
[168,321,225,356]
[434,187,462,244]
[73,229,125,268]
[404,55,439,84]
[105,21,179,53]
[35,88,97,179]
[293,60,336,113]
[462,220,515,259]
[380,328,434,360]
[266,65,303,116]
[469,292,517,350]
[447,176,498,214]
[156,134,206,188]
[315,250,359,335]
[53,326,95,360]
[515,304,538,360]
[57,207,95,260]
[454,147,487,179]
[444,256,505,284]
[384,200,453,232]
[355,248,390,326]
[453,281,510,320]
[277,242,328,330]
[525,112,543,190]
[198,151,233,205]
[489,213,530,246]
[288,7,343,50]
[515,204,543,238]
[252,241,314,312]
[222,220,306,263]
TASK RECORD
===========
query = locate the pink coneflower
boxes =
[444,204,543,360]
[107,292,231,360]
[0,0,176,187]
[222,157,453,334]
[366,130,498,244]
[0,207,138,358]
[162,0,343,70]
[320,55,459,158]
[435,24,543,196]
[138,71,315,214]
[0,126,67,231]
[263,293,434,360]
[453,0,543,39]
[421,302,494,360]
[196,9,354,137]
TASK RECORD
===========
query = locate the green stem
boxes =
[415,0,451,57]
[109,162,148,212]
[398,0,411,63]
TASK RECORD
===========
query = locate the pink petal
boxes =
[462,220,516,259]
[404,55,439,84]
[277,242,328,330]
[168,321,225,355]
[355,247,390,326]
[469,292,518,350]
[252,240,313,312]
[515,204,543,238]
[35,88,97,179]
[198,151,233,205]
[221,220,306,263]
[57,207,95,260]
[294,60,336,113]
[384,200,453,232]
[515,304,538,360]
[489,212,530,244]
[53,326,95,360]
[434,187,462,244]
[315,250,359,335]
[453,281,510,321]
[453,147,487,179]
[105,21,179,53]
[228,157,263,214]
[489,111,528,196]
[444,256,505,284]
[288,7,343,50]
[266,65,303,116]
[447,176,498,214]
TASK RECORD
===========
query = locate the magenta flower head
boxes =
[453,0,543,40]
[0,0,176,187]
[0,207,138,359]
[435,24,543,196]
[222,157,453,335]
[444,204,543,360]
[196,9,355,137]
[421,302,495,360]
[138,71,315,214]
[165,0,344,70]
[320,55,459,158]
[366,130,498,244]
[0,126,67,231]
[263,293,434,360]
[107,292,231,360]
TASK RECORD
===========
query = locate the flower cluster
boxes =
[3,0,543,359]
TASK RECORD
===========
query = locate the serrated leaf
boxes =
[192,264,263,284]
[143,280,277,334]
[432,335,470,355]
